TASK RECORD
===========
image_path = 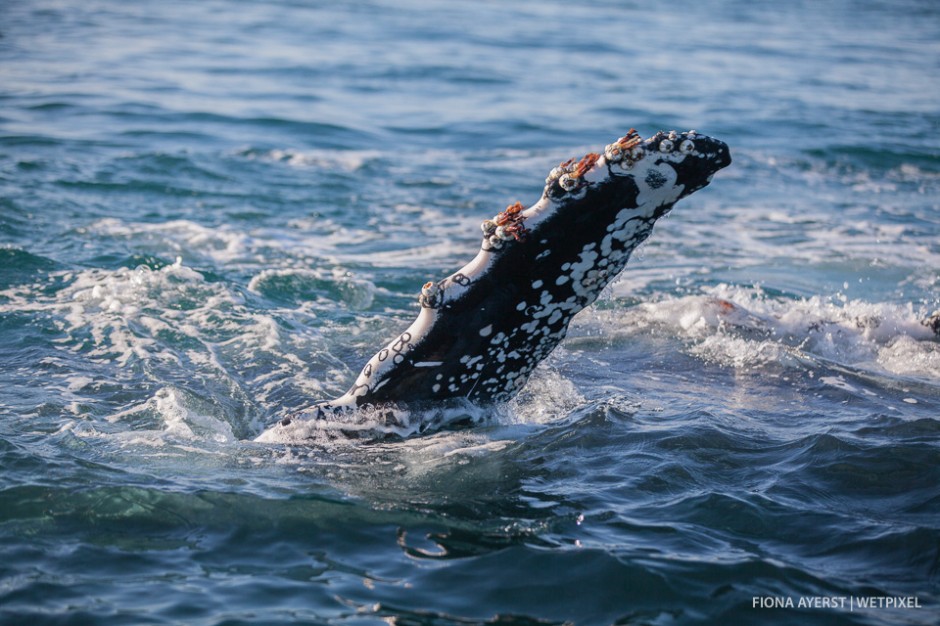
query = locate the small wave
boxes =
[506,362,587,426]
[248,267,375,309]
[67,386,237,447]
[87,218,253,265]
[0,247,59,286]
[586,286,940,387]
[234,147,380,172]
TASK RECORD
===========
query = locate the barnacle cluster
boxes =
[545,151,602,194]
[649,130,697,155]
[481,201,529,250]
[603,128,645,167]
[545,159,574,187]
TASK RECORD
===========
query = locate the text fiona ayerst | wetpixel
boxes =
[752,596,923,611]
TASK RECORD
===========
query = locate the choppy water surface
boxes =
[2,1,939,624]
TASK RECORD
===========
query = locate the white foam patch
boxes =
[10,258,220,368]
[876,335,940,379]
[89,218,253,265]
[582,285,940,382]
[0,258,356,434]
[66,375,94,391]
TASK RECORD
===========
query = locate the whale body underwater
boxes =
[258,129,732,440]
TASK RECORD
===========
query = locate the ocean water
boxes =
[1,0,939,624]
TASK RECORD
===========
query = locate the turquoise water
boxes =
[2,0,939,624]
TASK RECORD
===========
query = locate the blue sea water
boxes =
[1,0,939,624]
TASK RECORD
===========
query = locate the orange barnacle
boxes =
[573,152,601,178]
[616,128,642,151]
[490,200,529,242]
[495,201,525,226]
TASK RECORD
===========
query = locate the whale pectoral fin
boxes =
[257,130,733,442]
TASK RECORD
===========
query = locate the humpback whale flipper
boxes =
[260,130,731,440]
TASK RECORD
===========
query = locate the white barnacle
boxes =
[488,235,504,249]
[668,130,678,141]
[495,225,514,241]
[604,143,624,163]
[679,139,695,154]
[616,159,635,172]
[545,166,565,183]
[659,139,674,153]
[480,219,497,235]
[558,173,578,191]
[420,280,442,308]
[629,146,644,160]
